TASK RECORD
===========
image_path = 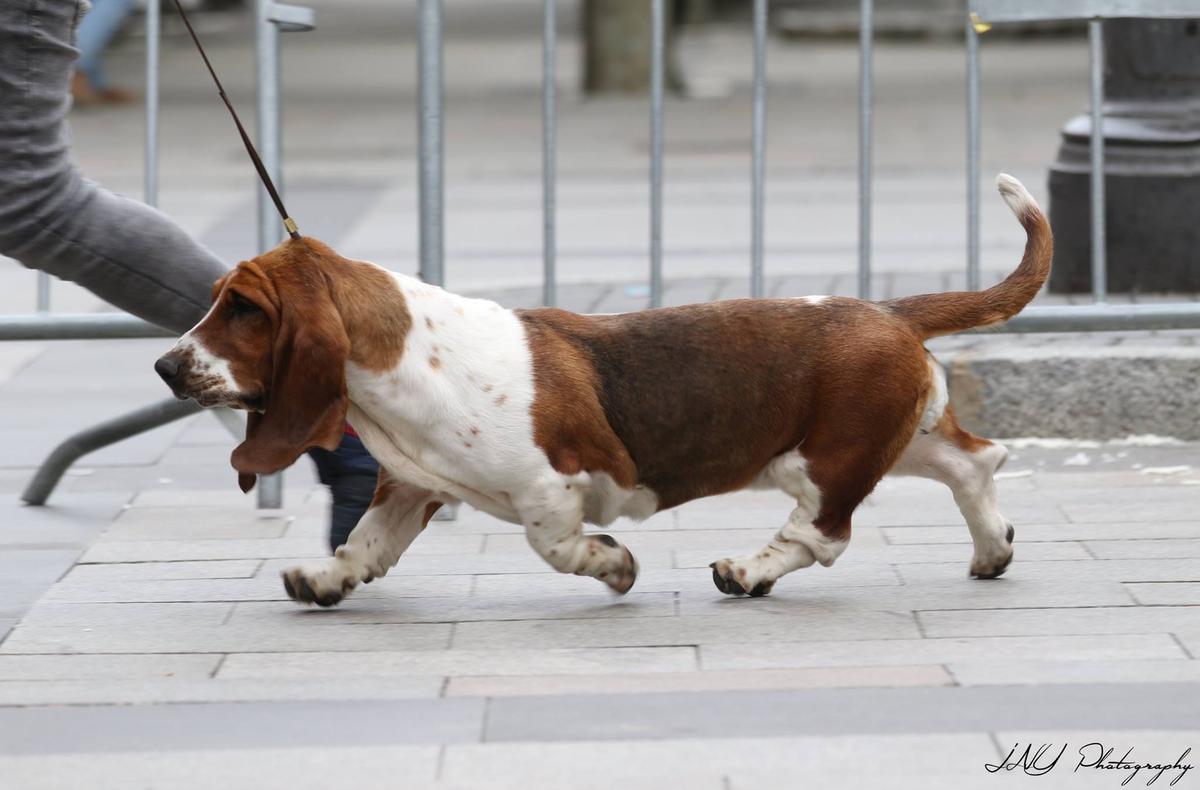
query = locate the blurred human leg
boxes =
[0,0,226,334]
[74,0,136,95]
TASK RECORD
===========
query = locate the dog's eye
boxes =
[228,292,262,318]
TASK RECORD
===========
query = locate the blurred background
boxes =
[0,0,1095,312]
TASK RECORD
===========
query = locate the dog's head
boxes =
[155,239,351,492]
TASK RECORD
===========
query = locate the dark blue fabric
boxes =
[307,433,379,554]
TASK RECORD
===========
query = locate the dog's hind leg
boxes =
[281,470,440,607]
[709,448,871,596]
[889,407,1014,579]
[516,476,639,594]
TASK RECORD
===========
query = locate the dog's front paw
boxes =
[709,558,775,598]
[595,538,639,595]
[281,562,357,607]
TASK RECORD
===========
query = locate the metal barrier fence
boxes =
[0,0,312,506]
[5,0,1200,504]
[443,0,1200,329]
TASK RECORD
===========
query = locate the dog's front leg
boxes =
[282,471,440,607]
[516,478,639,594]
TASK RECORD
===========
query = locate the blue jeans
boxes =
[308,435,380,553]
[75,0,135,91]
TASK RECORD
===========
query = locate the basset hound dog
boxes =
[155,174,1051,607]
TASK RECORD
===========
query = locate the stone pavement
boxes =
[0,424,1198,788]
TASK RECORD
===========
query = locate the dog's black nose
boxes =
[154,355,181,383]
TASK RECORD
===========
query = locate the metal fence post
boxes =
[145,0,161,208]
[966,14,983,291]
[750,0,767,299]
[857,0,874,300]
[1088,18,1107,303]
[649,0,665,308]
[418,0,445,288]
[542,0,557,307]
[255,0,287,509]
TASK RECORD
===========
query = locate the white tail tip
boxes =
[996,173,1040,218]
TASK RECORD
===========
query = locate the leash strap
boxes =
[170,0,301,240]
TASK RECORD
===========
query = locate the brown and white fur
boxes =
[155,174,1051,606]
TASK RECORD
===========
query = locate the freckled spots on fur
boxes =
[431,343,440,352]
[429,356,441,369]
[548,548,556,556]
[424,316,434,331]
[482,384,493,393]
[533,521,541,527]
[463,441,473,448]
[494,394,508,406]
[469,426,480,436]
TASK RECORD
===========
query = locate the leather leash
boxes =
[170,0,301,241]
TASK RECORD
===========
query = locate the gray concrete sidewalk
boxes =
[0,409,1198,788]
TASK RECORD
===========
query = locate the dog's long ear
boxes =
[232,264,349,491]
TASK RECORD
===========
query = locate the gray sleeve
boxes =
[0,0,229,335]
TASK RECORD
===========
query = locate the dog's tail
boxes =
[884,174,1053,340]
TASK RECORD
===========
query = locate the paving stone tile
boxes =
[443,734,992,790]
[42,574,471,603]
[79,537,330,564]
[286,522,487,554]
[1085,539,1200,560]
[128,489,314,508]
[0,746,441,790]
[1061,500,1199,523]
[101,508,292,541]
[896,558,1200,585]
[61,559,261,582]
[452,608,919,650]
[16,602,234,629]
[0,696,482,752]
[918,606,1200,639]
[254,550,673,577]
[679,578,1134,615]
[229,591,676,626]
[1125,582,1200,606]
[0,653,221,682]
[445,665,952,697]
[0,676,443,706]
[482,526,886,554]
[469,563,902,599]
[220,646,697,680]
[701,634,1187,670]
[0,621,452,654]
[883,522,1200,544]
[948,658,1200,686]
[674,540,1089,569]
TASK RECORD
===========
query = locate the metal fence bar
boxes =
[991,303,1200,332]
[649,0,665,308]
[542,0,557,307]
[750,0,767,299]
[418,0,445,288]
[35,273,50,313]
[971,0,1200,24]
[0,314,172,340]
[145,0,161,208]
[857,0,874,300]
[255,0,286,510]
[1088,19,1107,303]
[22,398,204,505]
[965,15,982,291]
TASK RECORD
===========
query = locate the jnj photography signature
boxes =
[986,742,1194,786]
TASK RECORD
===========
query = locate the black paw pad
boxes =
[594,534,618,548]
[282,573,297,600]
[1005,523,1015,544]
[748,580,773,598]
